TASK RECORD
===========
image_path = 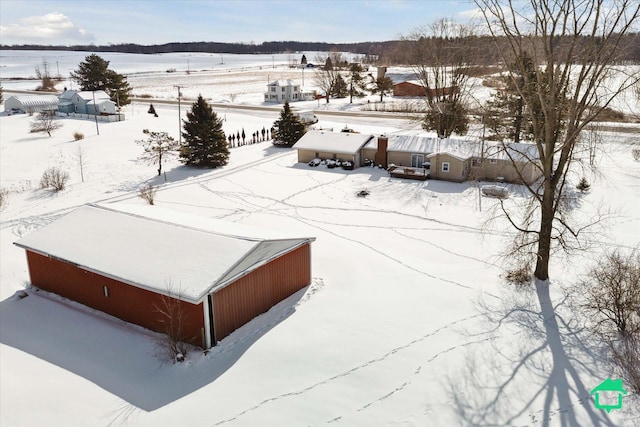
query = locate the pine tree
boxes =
[70,54,132,106]
[576,177,591,192]
[371,76,394,102]
[272,101,306,147]
[347,63,366,103]
[331,75,348,98]
[180,95,229,167]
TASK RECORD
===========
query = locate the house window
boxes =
[270,87,276,92]
[103,286,110,297]
[471,159,478,167]
[281,87,286,92]
[489,158,497,164]
[442,162,450,172]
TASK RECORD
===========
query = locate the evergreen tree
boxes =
[272,101,306,147]
[371,76,394,102]
[484,53,540,143]
[0,84,3,103]
[180,95,229,167]
[331,75,348,98]
[301,54,307,65]
[70,54,132,106]
[347,63,366,103]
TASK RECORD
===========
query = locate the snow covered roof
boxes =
[6,95,58,107]
[76,90,111,101]
[267,79,297,87]
[14,204,315,304]
[294,131,375,155]
[366,135,539,163]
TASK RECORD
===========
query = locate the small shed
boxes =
[14,204,315,349]
[294,131,374,166]
[4,95,59,114]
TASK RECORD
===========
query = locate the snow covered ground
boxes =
[1,51,639,426]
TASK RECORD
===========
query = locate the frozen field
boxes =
[1,51,639,426]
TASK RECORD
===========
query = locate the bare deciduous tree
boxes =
[476,0,640,280]
[74,146,87,183]
[30,111,62,137]
[314,52,344,104]
[35,60,55,92]
[154,284,193,362]
[136,129,180,177]
[405,18,474,138]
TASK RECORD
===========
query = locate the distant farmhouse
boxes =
[4,95,58,114]
[58,90,117,115]
[14,204,315,349]
[264,79,316,103]
[295,131,542,185]
[4,90,122,121]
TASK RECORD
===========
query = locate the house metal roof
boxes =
[14,204,315,304]
[294,131,374,155]
[366,135,540,163]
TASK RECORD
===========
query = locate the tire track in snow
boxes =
[212,315,483,426]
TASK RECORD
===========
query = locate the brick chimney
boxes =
[375,135,388,168]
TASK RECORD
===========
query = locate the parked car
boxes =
[481,184,509,198]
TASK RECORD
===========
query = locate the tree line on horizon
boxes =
[3,33,640,64]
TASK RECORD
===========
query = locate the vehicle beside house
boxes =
[293,110,318,124]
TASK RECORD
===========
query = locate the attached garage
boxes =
[294,130,374,167]
[14,204,315,349]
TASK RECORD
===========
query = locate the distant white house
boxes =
[4,95,59,114]
[58,90,117,115]
[264,80,303,103]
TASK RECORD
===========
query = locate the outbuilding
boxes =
[4,95,59,114]
[14,204,315,349]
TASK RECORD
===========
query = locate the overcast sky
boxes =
[0,0,481,46]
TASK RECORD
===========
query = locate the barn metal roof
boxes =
[14,204,315,304]
[7,95,59,108]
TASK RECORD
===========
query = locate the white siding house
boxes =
[264,80,302,103]
[58,90,116,115]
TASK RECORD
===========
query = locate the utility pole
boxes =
[174,85,183,145]
[92,91,99,135]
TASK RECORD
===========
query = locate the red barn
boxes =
[14,204,315,349]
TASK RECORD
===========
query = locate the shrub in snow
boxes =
[138,184,156,205]
[356,189,370,198]
[504,264,532,287]
[73,132,84,141]
[576,177,591,193]
[39,167,69,192]
[633,149,640,161]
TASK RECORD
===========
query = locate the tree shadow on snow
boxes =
[0,283,310,417]
[448,280,619,426]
